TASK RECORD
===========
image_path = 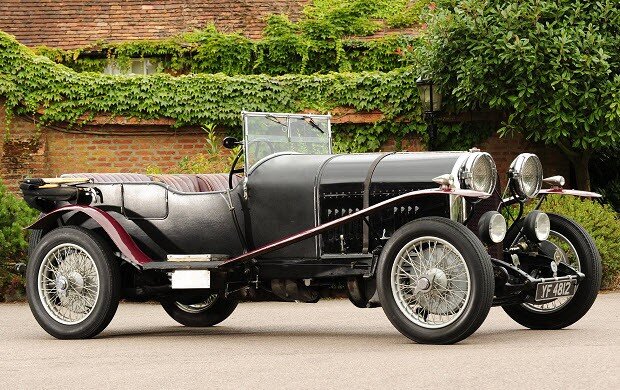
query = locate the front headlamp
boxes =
[509,153,543,199]
[478,211,507,245]
[460,152,497,194]
[523,211,550,242]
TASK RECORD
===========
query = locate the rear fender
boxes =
[28,205,153,267]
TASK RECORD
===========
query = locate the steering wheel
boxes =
[227,139,275,189]
[250,139,275,163]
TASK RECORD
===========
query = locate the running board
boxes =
[142,261,226,270]
[143,253,229,271]
[166,254,229,262]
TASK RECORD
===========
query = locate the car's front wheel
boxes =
[502,213,602,329]
[161,293,237,327]
[26,226,121,339]
[377,217,494,344]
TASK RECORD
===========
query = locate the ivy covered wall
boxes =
[0,0,572,188]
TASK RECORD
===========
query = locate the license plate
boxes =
[535,280,576,301]
[171,270,211,289]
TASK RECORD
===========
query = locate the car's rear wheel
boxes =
[502,213,601,329]
[161,293,237,327]
[26,226,121,339]
[377,217,494,344]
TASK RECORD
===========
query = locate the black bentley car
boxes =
[20,111,602,344]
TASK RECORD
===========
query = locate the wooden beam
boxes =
[35,107,505,127]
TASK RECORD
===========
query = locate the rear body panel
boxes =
[39,182,247,260]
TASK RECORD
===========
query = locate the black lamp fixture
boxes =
[416,77,442,151]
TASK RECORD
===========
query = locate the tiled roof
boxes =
[0,0,308,49]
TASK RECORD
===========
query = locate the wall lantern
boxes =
[416,77,442,150]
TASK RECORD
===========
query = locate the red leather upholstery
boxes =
[61,173,151,183]
[195,174,241,192]
[149,174,201,193]
[62,172,242,193]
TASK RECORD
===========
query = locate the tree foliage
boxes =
[420,0,620,189]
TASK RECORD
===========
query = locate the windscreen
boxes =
[244,113,331,169]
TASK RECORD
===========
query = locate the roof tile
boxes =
[0,0,309,49]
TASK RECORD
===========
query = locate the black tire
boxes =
[377,217,494,344]
[161,294,238,327]
[26,226,121,339]
[502,213,602,329]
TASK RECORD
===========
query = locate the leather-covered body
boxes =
[54,152,467,261]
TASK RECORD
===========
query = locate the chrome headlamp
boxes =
[459,152,497,194]
[509,153,543,199]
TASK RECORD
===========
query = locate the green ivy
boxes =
[0,0,486,154]
[0,31,423,131]
[32,25,420,76]
[31,0,430,77]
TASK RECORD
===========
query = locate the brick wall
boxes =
[0,103,570,193]
[0,106,211,192]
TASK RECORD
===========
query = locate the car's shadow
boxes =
[97,324,581,346]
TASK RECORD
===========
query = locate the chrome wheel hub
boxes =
[37,244,100,325]
[391,236,471,329]
[67,271,85,294]
[55,275,68,292]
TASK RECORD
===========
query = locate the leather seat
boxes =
[195,173,241,192]
[62,172,242,193]
[149,174,202,193]
[61,173,151,183]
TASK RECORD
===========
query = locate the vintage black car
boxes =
[20,111,602,344]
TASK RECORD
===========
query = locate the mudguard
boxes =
[27,205,153,266]
[538,188,602,198]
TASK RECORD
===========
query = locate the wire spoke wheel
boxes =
[391,236,471,329]
[161,292,237,327]
[522,230,580,313]
[175,294,219,314]
[378,218,493,344]
[37,243,100,325]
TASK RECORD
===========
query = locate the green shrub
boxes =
[0,181,38,301]
[535,196,620,290]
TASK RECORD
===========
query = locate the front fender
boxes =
[28,205,153,267]
[538,188,602,198]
